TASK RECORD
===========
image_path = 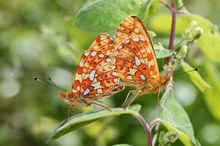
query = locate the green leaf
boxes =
[195,139,202,146]
[112,144,133,146]
[158,130,179,146]
[149,12,220,63]
[180,61,211,92]
[154,43,174,58]
[159,86,196,145]
[204,60,220,120]
[188,14,220,63]
[75,0,151,32]
[149,13,188,35]
[47,104,141,142]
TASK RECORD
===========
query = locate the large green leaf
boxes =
[149,13,187,35]
[47,105,141,142]
[204,60,220,120]
[159,86,196,145]
[112,144,133,146]
[180,61,210,92]
[75,0,151,32]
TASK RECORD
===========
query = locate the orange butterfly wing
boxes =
[61,34,120,108]
[113,16,160,86]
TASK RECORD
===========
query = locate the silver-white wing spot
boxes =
[91,51,97,57]
[83,88,90,95]
[84,51,90,56]
[115,51,119,56]
[133,37,140,42]
[106,58,111,63]
[119,45,123,49]
[99,53,104,58]
[88,70,96,80]
[112,72,117,76]
[140,74,146,80]
[125,40,130,44]
[134,56,141,66]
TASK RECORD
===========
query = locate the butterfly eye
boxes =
[64,94,68,100]
[162,77,170,86]
[60,92,69,102]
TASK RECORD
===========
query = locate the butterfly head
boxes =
[60,91,87,110]
[60,91,72,105]
[160,75,172,89]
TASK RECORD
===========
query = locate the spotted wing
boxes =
[72,34,120,98]
[88,33,114,55]
[113,16,160,84]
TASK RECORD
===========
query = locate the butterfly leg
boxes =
[90,101,112,111]
[94,99,112,108]
[157,87,163,109]
[121,90,140,108]
[63,105,74,121]
[100,85,124,98]
[81,98,112,111]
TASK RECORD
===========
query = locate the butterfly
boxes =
[112,16,171,107]
[60,34,122,110]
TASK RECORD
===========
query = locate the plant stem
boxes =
[149,118,159,129]
[168,0,178,64]
[135,113,152,146]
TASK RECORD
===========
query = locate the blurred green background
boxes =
[0,0,220,146]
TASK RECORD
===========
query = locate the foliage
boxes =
[0,0,220,146]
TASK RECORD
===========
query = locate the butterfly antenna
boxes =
[33,76,49,85]
[48,77,66,91]
[48,77,59,87]
[174,68,198,76]
[33,76,64,91]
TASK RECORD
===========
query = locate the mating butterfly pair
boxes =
[60,16,171,110]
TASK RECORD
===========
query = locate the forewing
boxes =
[116,16,150,46]
[88,33,114,55]
[114,16,160,83]
[72,34,120,98]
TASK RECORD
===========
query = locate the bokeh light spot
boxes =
[174,81,197,106]
[1,79,20,98]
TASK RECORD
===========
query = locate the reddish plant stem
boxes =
[168,0,178,64]
[135,1,178,145]
[136,113,152,146]
[149,118,159,129]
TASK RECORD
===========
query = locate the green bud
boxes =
[183,21,203,41]
[158,130,179,146]
[176,45,188,59]
[184,21,198,35]
[191,27,203,40]
[165,130,179,143]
